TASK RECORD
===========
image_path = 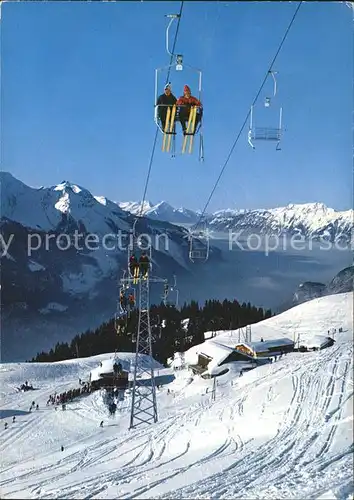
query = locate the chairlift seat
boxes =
[249,127,281,141]
[189,250,207,260]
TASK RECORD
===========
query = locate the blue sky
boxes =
[1,1,352,212]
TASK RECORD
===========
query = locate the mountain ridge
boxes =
[0,172,216,361]
[118,197,353,243]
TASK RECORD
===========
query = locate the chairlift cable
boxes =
[137,1,185,220]
[194,1,303,229]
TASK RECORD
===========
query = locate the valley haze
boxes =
[0,172,352,361]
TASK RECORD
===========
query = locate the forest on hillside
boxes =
[32,299,273,365]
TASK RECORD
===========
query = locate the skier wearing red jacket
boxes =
[176,85,203,135]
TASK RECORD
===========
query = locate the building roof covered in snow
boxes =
[90,357,130,382]
[249,337,294,354]
[211,335,294,356]
[185,341,232,365]
[89,353,163,383]
[299,335,333,349]
[185,339,255,370]
[198,341,235,365]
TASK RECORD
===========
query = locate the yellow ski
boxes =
[133,266,139,285]
[181,106,195,154]
[188,107,197,154]
[166,105,176,153]
[162,106,171,152]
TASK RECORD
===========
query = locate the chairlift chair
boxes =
[127,222,153,280]
[248,70,283,151]
[161,275,179,307]
[188,221,210,263]
[154,14,204,161]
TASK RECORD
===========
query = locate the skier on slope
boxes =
[176,85,203,135]
[156,83,177,130]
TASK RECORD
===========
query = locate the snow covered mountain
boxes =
[208,202,353,244]
[118,200,200,224]
[1,172,217,361]
[1,172,128,234]
[279,266,354,311]
[1,292,353,499]
[118,200,155,216]
[327,265,354,295]
[119,200,353,244]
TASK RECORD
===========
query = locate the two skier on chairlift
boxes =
[129,252,150,279]
[120,291,135,313]
[157,83,202,135]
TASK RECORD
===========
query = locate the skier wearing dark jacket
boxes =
[120,292,128,312]
[129,254,139,277]
[156,83,177,130]
[139,252,150,277]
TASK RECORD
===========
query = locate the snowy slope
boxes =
[201,292,353,349]
[1,293,353,499]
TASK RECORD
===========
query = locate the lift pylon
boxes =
[124,220,171,429]
[126,269,172,429]
[129,273,157,428]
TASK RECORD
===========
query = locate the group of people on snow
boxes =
[29,401,39,412]
[46,383,91,407]
[156,83,202,134]
[18,381,34,392]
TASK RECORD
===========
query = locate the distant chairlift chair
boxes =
[188,223,210,263]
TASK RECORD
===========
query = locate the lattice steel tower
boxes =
[129,273,158,428]
[121,223,169,429]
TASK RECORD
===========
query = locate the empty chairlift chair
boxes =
[188,220,210,263]
[248,71,283,151]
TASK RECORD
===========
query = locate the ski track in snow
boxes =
[0,297,353,499]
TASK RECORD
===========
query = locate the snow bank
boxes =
[90,353,163,382]
[208,292,353,347]
[0,293,352,499]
